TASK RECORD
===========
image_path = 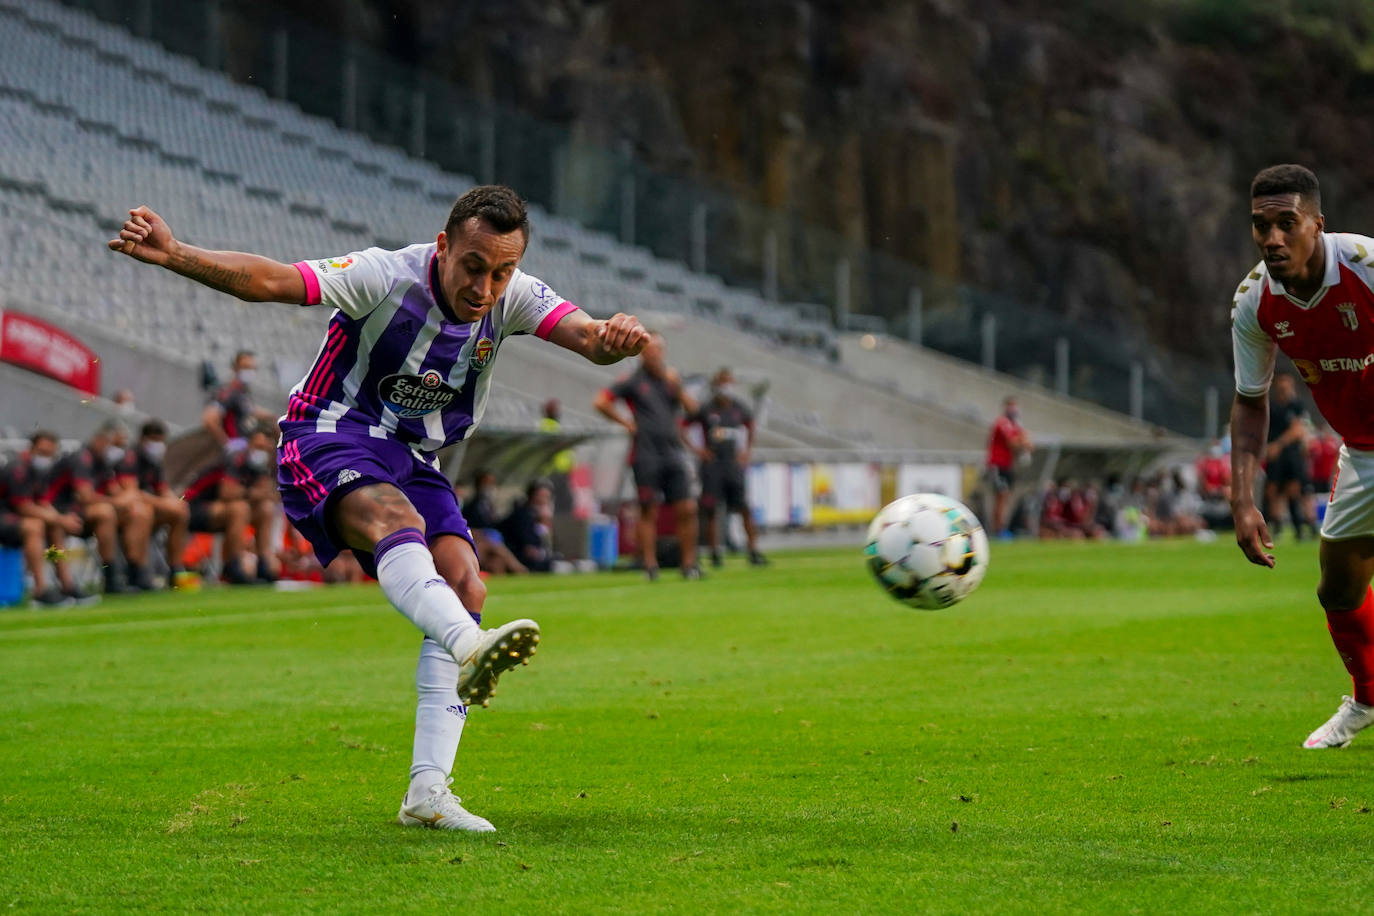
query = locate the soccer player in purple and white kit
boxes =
[108,186,650,831]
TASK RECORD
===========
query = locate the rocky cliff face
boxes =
[250,0,1374,364]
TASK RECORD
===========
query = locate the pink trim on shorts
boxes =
[293,261,321,305]
[535,301,578,339]
[285,439,329,503]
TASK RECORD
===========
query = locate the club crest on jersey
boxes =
[470,337,495,370]
[1274,320,1295,339]
[1337,302,1359,331]
[379,372,459,418]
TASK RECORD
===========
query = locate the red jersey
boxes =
[986,415,1024,470]
[1196,454,1231,497]
[1309,433,1340,483]
[1233,232,1374,449]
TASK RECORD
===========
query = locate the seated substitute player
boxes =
[203,349,278,453]
[239,428,283,582]
[594,332,702,580]
[0,453,63,606]
[1230,163,1374,748]
[86,420,160,590]
[17,431,114,601]
[181,434,261,585]
[43,425,143,594]
[113,420,192,587]
[686,368,766,567]
[109,185,650,832]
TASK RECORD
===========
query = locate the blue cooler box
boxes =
[588,517,619,570]
[0,548,24,607]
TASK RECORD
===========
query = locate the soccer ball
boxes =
[863,493,990,610]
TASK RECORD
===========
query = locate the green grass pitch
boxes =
[3,538,1373,913]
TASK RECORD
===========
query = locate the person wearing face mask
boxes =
[985,396,1032,537]
[113,420,191,587]
[203,350,278,454]
[96,421,157,576]
[228,428,282,583]
[10,431,103,603]
[44,422,148,593]
[685,368,766,568]
[182,431,259,586]
[0,447,65,606]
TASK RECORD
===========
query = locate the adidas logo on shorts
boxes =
[338,468,361,486]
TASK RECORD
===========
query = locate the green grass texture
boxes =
[2,539,1370,914]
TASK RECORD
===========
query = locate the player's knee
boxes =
[1317,577,1366,612]
[454,572,486,614]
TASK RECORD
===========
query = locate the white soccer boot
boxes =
[1303,695,1374,748]
[453,618,540,708]
[397,778,495,832]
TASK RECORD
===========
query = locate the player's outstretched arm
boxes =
[547,310,650,366]
[107,206,306,304]
[1230,391,1275,568]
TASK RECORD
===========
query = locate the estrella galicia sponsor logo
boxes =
[379,370,458,418]
[470,337,495,370]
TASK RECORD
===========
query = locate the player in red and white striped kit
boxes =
[1231,164,1374,747]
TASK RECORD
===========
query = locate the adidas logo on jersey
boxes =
[338,469,361,485]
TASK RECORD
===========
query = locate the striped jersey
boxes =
[1232,231,1374,449]
[281,243,577,453]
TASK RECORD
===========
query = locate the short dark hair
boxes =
[233,350,255,367]
[445,185,530,244]
[140,419,168,439]
[29,430,57,448]
[1251,164,1321,212]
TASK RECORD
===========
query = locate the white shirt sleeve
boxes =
[1335,232,1374,295]
[292,248,397,319]
[1231,267,1276,396]
[500,270,579,340]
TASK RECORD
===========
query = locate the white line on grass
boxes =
[0,577,704,641]
[0,602,383,641]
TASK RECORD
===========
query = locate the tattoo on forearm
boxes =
[168,249,253,297]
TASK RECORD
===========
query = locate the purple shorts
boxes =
[277,433,472,575]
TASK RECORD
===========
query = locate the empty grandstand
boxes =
[0,0,1186,525]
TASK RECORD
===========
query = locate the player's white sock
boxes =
[407,638,467,803]
[374,529,478,655]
